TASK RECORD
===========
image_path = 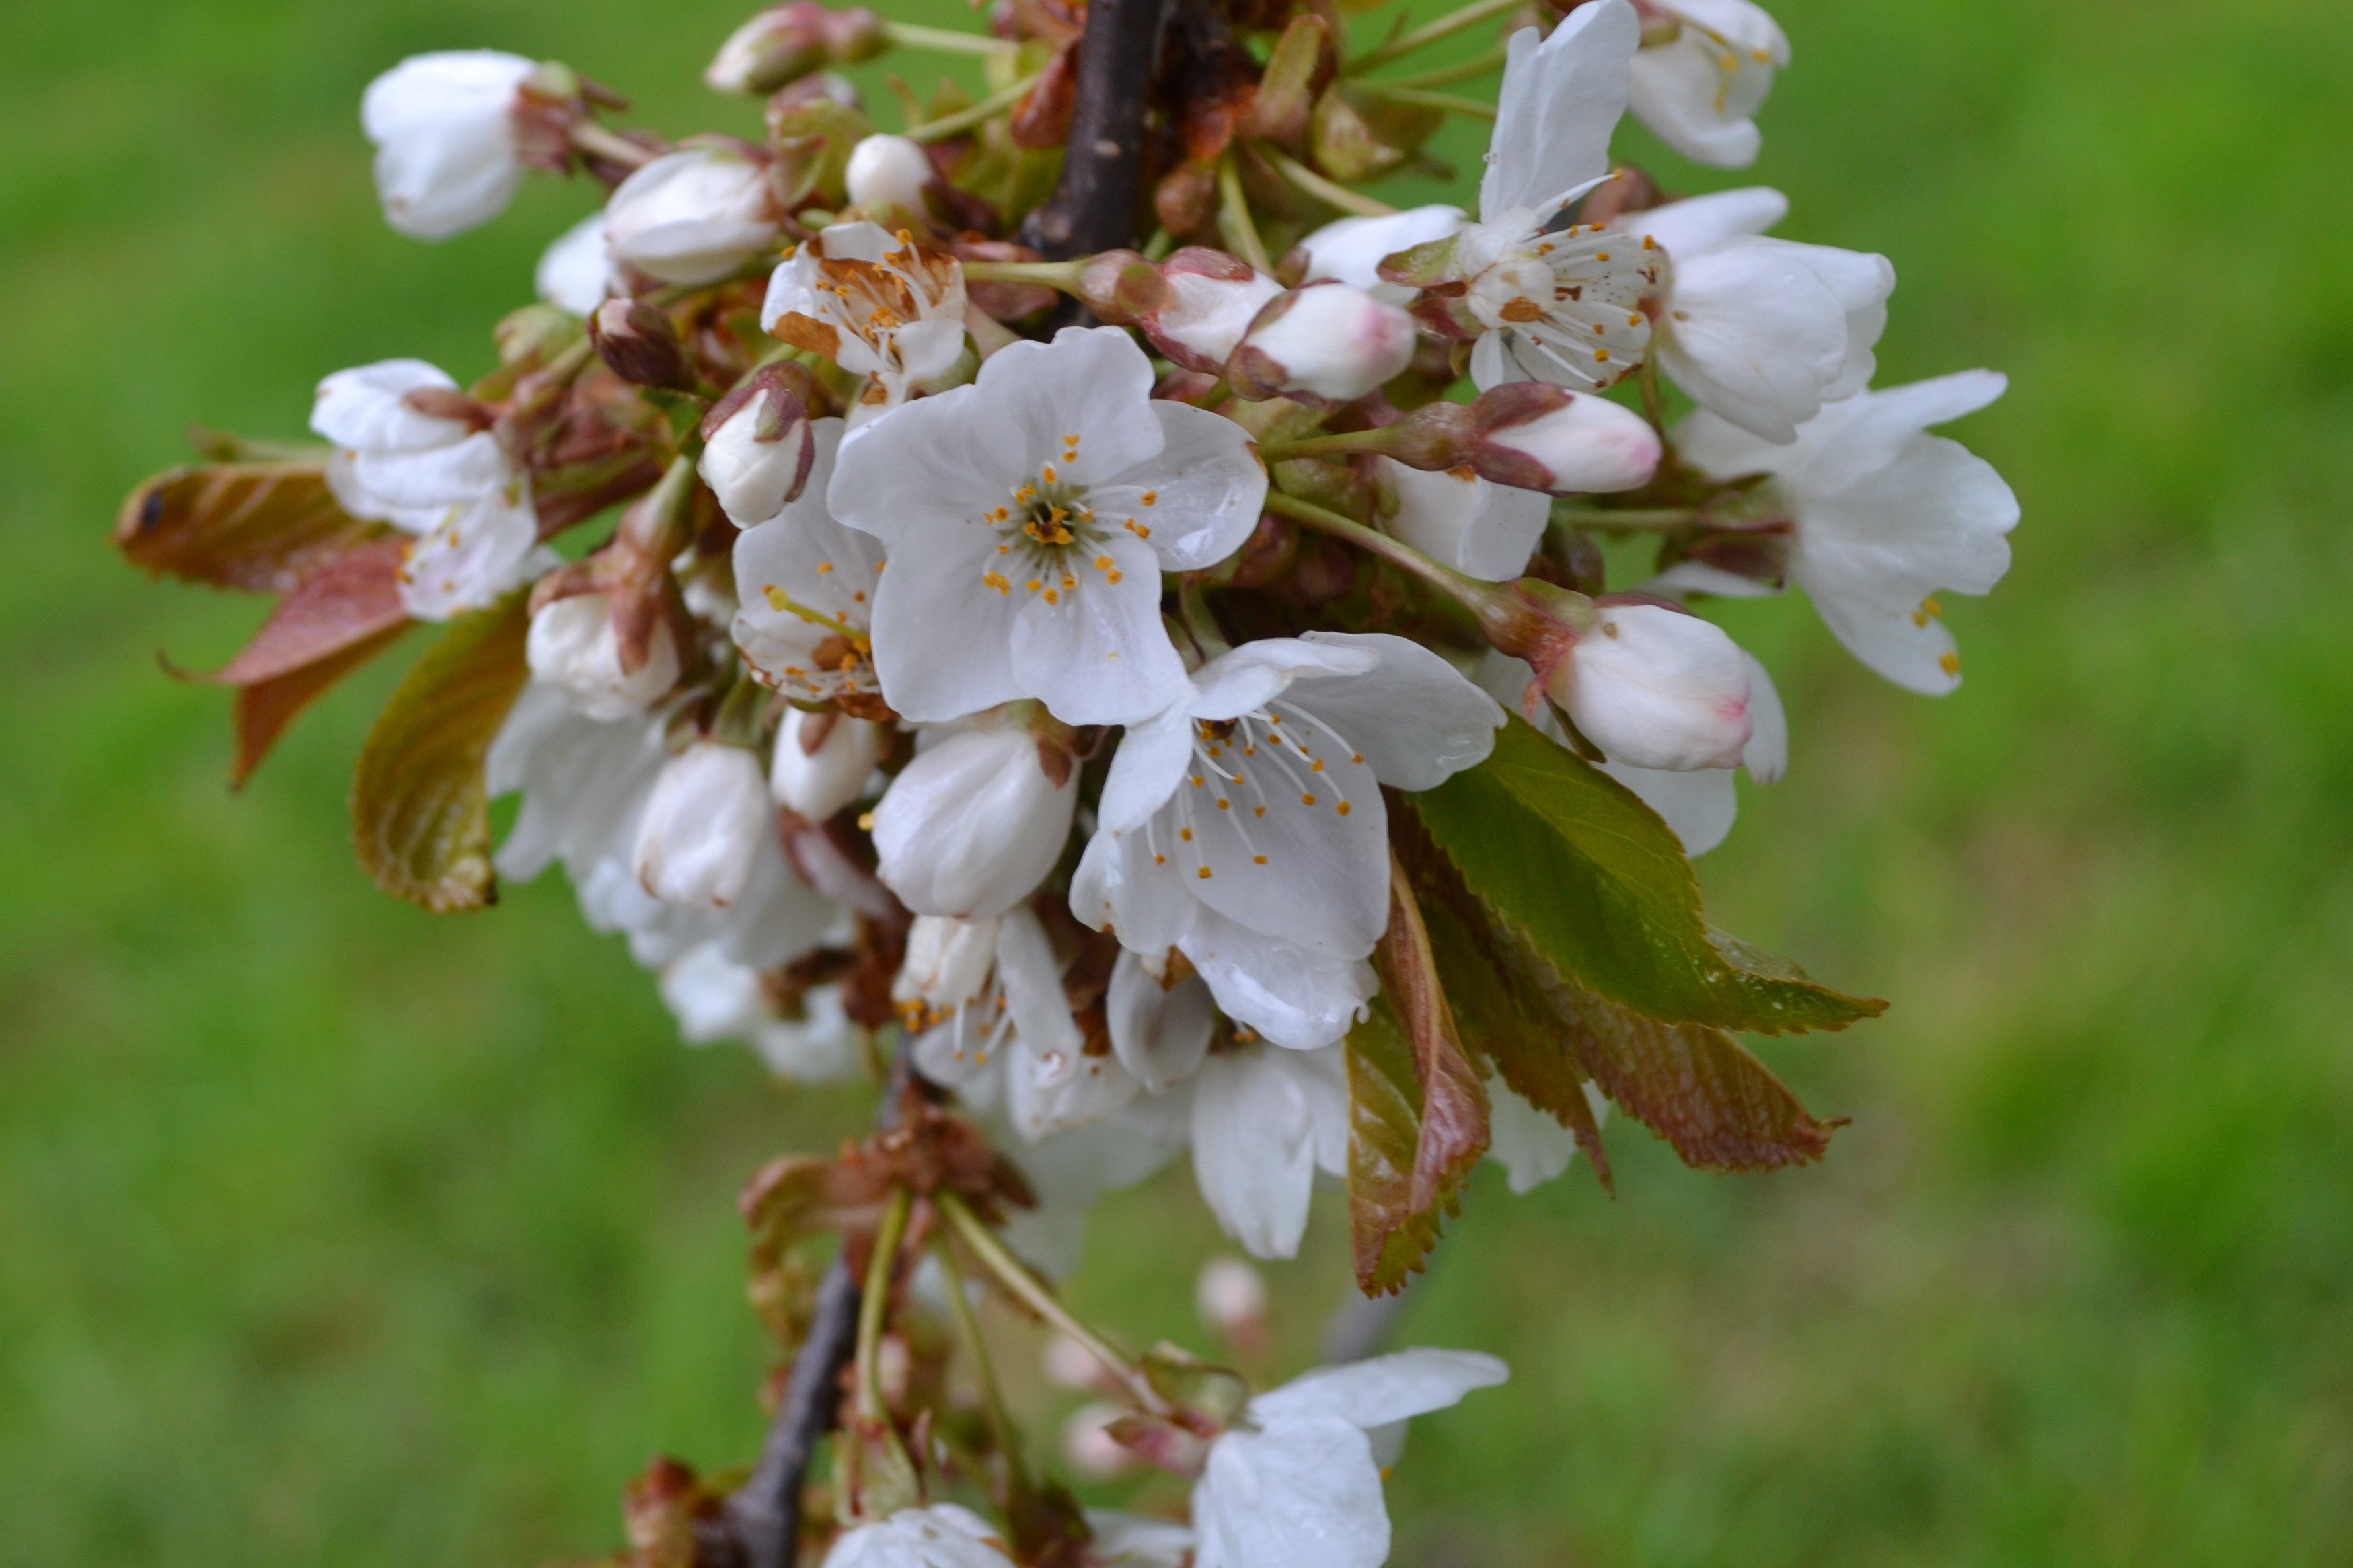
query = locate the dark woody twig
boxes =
[1019,0,1171,258]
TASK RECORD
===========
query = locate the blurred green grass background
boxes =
[5,0,2352,1562]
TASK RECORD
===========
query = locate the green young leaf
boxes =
[1394,793,1843,1174]
[350,595,531,913]
[115,462,388,595]
[1411,716,1885,1035]
[1347,996,1444,1296]
[1238,13,1335,150]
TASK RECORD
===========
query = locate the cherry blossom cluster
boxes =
[130,0,2017,1562]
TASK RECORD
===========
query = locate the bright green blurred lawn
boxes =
[6,0,2353,1562]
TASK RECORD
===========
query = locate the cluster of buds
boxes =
[120,0,2016,1562]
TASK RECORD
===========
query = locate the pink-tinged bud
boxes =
[705,4,885,96]
[1544,600,1752,770]
[1195,1257,1269,1354]
[1061,1404,1137,1480]
[698,365,819,525]
[844,133,934,215]
[1477,385,1661,494]
[527,591,682,720]
[769,705,881,820]
[589,297,695,390]
[633,742,774,907]
[1137,249,1282,373]
[870,726,1076,919]
[1227,281,1418,402]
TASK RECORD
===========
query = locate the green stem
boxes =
[1377,42,1511,90]
[1347,0,1528,76]
[568,120,659,169]
[883,20,1020,57]
[931,1234,1029,1493]
[1263,489,1485,607]
[854,1187,915,1423]
[1353,83,1497,120]
[1637,354,1668,434]
[759,587,871,648]
[934,1191,1166,1415]
[1558,507,1700,531]
[961,258,1089,292]
[1258,146,1398,217]
[1216,155,1272,274]
[1258,428,1396,463]
[905,74,1042,142]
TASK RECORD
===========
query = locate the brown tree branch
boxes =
[1020,0,1172,258]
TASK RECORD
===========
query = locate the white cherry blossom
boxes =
[1228,282,1417,403]
[770,705,883,821]
[313,359,507,525]
[1071,632,1503,1050]
[1627,0,1789,168]
[1191,1349,1509,1568]
[763,223,969,418]
[827,327,1267,726]
[1373,457,1548,581]
[731,420,888,704]
[844,133,936,215]
[605,145,781,285]
[361,51,536,240]
[535,211,616,314]
[526,591,681,719]
[1189,1043,1349,1259]
[1618,186,1893,442]
[872,724,1076,920]
[1675,371,2018,693]
[659,942,860,1082]
[1297,204,1468,306]
[633,741,774,907]
[823,1503,1013,1568]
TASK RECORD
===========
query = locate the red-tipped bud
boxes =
[1382,382,1661,496]
[1226,280,1418,403]
[698,363,820,526]
[1117,248,1283,374]
[589,297,696,391]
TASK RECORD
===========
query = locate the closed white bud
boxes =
[1142,249,1283,373]
[698,383,815,527]
[1228,281,1418,402]
[632,742,774,906]
[1482,390,1661,494]
[605,147,780,285]
[1546,602,1752,770]
[361,51,536,240]
[870,727,1076,919]
[706,3,884,96]
[770,705,881,820]
[527,592,681,720]
[893,914,1001,1016]
[843,133,933,216]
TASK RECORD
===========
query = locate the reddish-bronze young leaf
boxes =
[116,462,386,594]
[229,623,412,789]
[1393,793,1842,1175]
[350,594,531,912]
[1371,852,1490,1214]
[1345,996,1435,1296]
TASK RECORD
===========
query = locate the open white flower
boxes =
[1070,632,1503,1050]
[1675,371,2019,693]
[828,327,1266,726]
[1628,0,1789,168]
[1189,1043,1349,1259]
[823,1503,1013,1568]
[1617,187,1893,442]
[1374,457,1551,581]
[362,50,536,239]
[763,222,969,417]
[313,359,508,524]
[731,420,888,704]
[872,724,1076,920]
[536,211,616,314]
[902,911,1142,1140]
[605,145,780,285]
[1191,1349,1509,1568]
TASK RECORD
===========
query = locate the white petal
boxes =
[1084,1511,1195,1568]
[864,529,1029,722]
[1187,909,1376,1051]
[1656,238,1853,443]
[1193,1417,1386,1568]
[1091,401,1267,572]
[1486,1076,1585,1193]
[536,212,615,314]
[1297,205,1467,305]
[1622,187,1788,257]
[1107,949,1214,1092]
[1178,722,1388,958]
[1627,36,1767,168]
[1740,651,1787,781]
[1006,532,1191,726]
[1481,1,1639,219]
[1190,1049,1335,1259]
[1250,1347,1510,1429]
[1597,758,1738,855]
[1376,459,1551,581]
[1290,632,1506,790]
[1095,704,1198,837]
[872,727,1076,918]
[311,359,463,450]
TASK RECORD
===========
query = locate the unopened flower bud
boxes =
[770,704,881,820]
[893,914,1001,1018]
[1122,248,1281,373]
[1195,1256,1269,1349]
[698,365,819,525]
[705,3,884,96]
[1061,1403,1137,1480]
[361,51,538,240]
[590,297,696,390]
[1227,280,1419,402]
[633,742,774,906]
[1545,600,1752,770]
[870,726,1076,919]
[843,133,934,217]
[527,591,682,720]
[605,146,781,285]
[1383,382,1660,496]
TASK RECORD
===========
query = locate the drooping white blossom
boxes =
[659,941,860,1081]
[1190,1349,1509,1568]
[822,1503,1014,1568]
[1071,632,1503,1050]
[872,724,1076,920]
[1627,0,1790,168]
[764,223,970,418]
[536,211,617,314]
[1619,187,1893,442]
[731,420,889,705]
[827,327,1267,726]
[1188,1042,1350,1259]
[633,741,775,907]
[1675,371,2019,693]
[361,50,537,240]
[605,145,781,285]
[1542,599,1752,771]
[1373,458,1551,581]
[526,591,681,719]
